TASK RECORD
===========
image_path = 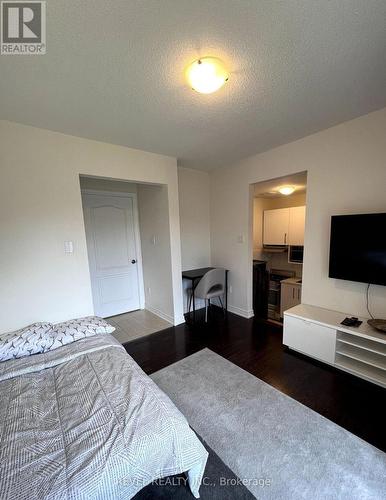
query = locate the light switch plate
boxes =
[64,241,74,253]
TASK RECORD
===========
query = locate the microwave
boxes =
[288,245,304,264]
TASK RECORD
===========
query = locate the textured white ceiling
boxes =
[1,0,385,171]
[253,172,307,198]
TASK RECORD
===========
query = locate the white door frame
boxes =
[81,189,145,311]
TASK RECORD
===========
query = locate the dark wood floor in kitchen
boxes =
[123,307,386,452]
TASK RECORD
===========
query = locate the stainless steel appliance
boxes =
[268,268,295,321]
[288,245,304,264]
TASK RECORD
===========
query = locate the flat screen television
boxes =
[329,213,386,286]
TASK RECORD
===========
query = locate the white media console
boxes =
[283,304,386,389]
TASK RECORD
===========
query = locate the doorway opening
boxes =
[80,176,173,343]
[251,172,307,324]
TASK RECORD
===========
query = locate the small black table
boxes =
[182,267,228,319]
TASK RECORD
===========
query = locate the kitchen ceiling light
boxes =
[278,186,295,196]
[186,57,229,94]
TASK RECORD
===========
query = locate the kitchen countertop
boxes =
[281,277,302,285]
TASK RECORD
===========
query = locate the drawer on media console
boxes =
[283,315,336,364]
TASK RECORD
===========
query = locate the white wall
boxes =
[178,167,211,270]
[0,120,184,332]
[178,167,211,312]
[137,184,174,323]
[211,107,386,319]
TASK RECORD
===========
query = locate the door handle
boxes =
[284,233,287,245]
[131,259,137,264]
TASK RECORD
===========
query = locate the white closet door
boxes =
[82,193,141,317]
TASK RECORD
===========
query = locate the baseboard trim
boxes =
[145,305,174,325]
[174,315,186,326]
[227,304,254,319]
[146,303,254,323]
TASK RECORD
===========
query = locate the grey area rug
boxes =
[151,349,386,500]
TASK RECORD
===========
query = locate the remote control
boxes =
[341,317,362,327]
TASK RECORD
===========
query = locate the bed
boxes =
[0,332,208,499]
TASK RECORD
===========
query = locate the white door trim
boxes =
[81,189,145,311]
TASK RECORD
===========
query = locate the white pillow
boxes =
[0,322,53,362]
[47,316,115,350]
[0,317,115,362]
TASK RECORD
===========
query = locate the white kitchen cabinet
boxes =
[263,208,289,245]
[288,206,306,245]
[280,279,301,317]
[263,206,305,246]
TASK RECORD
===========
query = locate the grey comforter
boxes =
[0,334,208,499]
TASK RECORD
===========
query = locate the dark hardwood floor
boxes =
[123,307,386,452]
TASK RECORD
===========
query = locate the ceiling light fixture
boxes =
[278,186,295,196]
[186,57,229,94]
